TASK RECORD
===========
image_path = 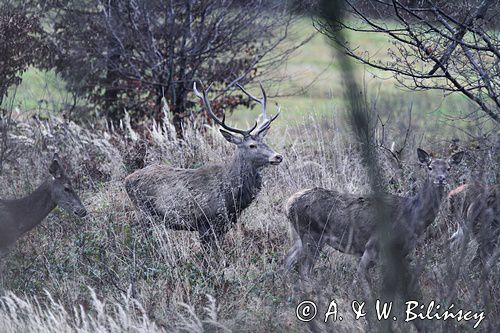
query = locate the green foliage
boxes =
[0,5,48,106]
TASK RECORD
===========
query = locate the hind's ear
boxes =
[449,151,464,165]
[49,159,63,179]
[417,148,431,165]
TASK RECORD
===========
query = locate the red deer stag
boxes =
[284,148,464,280]
[125,82,282,248]
[0,154,87,258]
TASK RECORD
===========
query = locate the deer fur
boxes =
[448,182,499,268]
[284,148,464,278]
[0,154,87,258]
[125,82,282,247]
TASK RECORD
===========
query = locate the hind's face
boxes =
[52,176,87,217]
[417,148,464,186]
[49,157,87,218]
[427,159,451,186]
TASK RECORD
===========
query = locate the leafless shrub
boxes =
[315,0,500,125]
[28,0,310,138]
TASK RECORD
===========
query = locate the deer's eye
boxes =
[428,166,433,170]
[64,187,71,192]
[249,143,257,149]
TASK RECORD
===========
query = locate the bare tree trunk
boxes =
[0,106,12,175]
[172,87,188,139]
[102,0,122,124]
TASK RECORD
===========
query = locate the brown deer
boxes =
[448,182,499,269]
[0,154,87,258]
[284,148,464,279]
[125,82,282,248]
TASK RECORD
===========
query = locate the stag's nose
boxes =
[270,154,283,165]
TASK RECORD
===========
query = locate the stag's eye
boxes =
[428,166,433,170]
[249,143,257,149]
[64,187,71,193]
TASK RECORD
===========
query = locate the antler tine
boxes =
[193,81,223,128]
[257,105,280,135]
[236,81,276,135]
[235,82,281,135]
[235,83,261,104]
[235,82,268,121]
[258,82,268,121]
[193,81,257,136]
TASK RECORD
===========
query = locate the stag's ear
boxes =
[220,129,243,144]
[449,151,464,165]
[49,159,64,179]
[417,148,431,165]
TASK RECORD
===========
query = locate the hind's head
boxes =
[48,154,87,217]
[417,148,464,187]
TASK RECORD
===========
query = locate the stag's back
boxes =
[125,163,229,229]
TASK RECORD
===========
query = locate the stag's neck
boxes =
[226,153,262,214]
[409,178,445,236]
[8,180,57,234]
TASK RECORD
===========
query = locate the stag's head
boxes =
[194,82,283,168]
[417,148,464,186]
[49,154,87,217]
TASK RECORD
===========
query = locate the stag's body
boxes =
[126,150,265,242]
[126,82,282,247]
[0,155,87,258]
[285,149,464,277]
[448,182,499,267]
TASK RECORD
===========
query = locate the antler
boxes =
[236,82,280,135]
[193,82,257,137]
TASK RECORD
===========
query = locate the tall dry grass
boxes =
[0,107,497,332]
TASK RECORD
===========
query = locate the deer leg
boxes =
[298,232,325,279]
[196,226,224,270]
[352,241,378,331]
[284,238,303,271]
[355,240,377,294]
[198,227,218,250]
[471,220,497,271]
[198,217,228,253]
[284,229,304,271]
[356,252,374,292]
